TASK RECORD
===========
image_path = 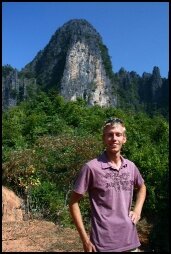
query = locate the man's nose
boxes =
[111,134,117,140]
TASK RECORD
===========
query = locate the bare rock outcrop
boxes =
[2,186,24,222]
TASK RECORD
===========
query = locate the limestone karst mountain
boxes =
[21,19,116,107]
[2,19,168,117]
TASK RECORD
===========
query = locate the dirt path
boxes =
[2,218,152,252]
[2,220,83,252]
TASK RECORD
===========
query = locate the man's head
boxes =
[102,118,127,154]
[103,118,126,135]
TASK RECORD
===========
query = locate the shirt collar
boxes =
[98,151,127,170]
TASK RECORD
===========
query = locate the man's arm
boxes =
[129,183,146,224]
[69,191,96,252]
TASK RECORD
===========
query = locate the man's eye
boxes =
[107,133,122,138]
[116,133,122,137]
[107,134,113,137]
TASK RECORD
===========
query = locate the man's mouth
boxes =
[110,144,118,148]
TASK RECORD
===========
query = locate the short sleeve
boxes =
[73,164,92,195]
[133,164,144,187]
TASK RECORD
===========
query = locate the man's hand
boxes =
[83,239,97,252]
[129,183,146,225]
[129,210,141,225]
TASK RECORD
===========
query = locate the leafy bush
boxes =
[34,134,103,192]
[2,148,39,197]
[2,107,27,150]
[28,181,72,225]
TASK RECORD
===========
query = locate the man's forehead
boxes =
[104,124,125,132]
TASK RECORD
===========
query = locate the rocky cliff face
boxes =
[60,40,112,106]
[22,19,115,106]
[2,66,37,111]
[2,69,19,110]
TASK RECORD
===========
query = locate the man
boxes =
[69,118,146,252]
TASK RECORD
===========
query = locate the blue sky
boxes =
[2,2,169,78]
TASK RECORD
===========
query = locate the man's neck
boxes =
[105,151,122,169]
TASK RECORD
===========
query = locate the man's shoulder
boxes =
[122,157,136,168]
[85,152,107,170]
[86,157,100,168]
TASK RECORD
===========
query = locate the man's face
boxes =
[103,124,126,154]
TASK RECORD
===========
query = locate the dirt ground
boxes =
[2,218,152,252]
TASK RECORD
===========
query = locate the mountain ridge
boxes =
[2,19,168,118]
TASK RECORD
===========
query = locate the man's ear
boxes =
[123,135,127,144]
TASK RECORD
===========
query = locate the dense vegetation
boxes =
[2,91,169,252]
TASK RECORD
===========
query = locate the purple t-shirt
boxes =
[73,151,144,252]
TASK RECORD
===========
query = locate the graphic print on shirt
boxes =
[104,171,134,192]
